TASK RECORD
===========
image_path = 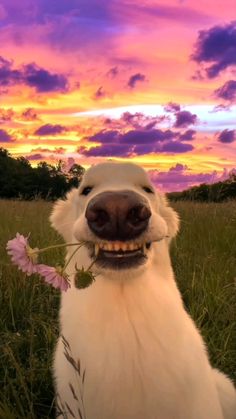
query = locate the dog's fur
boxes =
[51,162,236,419]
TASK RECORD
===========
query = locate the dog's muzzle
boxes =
[86,190,151,241]
[85,190,152,269]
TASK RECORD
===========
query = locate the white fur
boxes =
[51,162,236,419]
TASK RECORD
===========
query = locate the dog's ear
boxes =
[159,194,180,239]
[50,188,78,242]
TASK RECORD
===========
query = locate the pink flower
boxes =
[37,264,70,292]
[7,233,71,292]
[6,233,39,275]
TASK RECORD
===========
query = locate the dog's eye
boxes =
[81,186,93,196]
[143,186,154,194]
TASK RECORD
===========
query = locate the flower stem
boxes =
[86,258,97,271]
[63,244,84,271]
[36,242,86,254]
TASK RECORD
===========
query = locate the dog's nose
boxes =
[85,190,151,241]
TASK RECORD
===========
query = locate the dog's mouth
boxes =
[88,240,152,270]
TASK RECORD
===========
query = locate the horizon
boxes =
[0,0,236,192]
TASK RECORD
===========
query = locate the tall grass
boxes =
[0,200,235,418]
[171,202,236,380]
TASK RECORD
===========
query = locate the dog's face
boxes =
[51,162,179,273]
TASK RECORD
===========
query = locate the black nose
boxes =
[85,190,151,241]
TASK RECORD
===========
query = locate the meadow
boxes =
[0,199,235,419]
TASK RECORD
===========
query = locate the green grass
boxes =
[0,199,235,418]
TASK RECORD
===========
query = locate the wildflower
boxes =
[37,264,71,291]
[6,233,39,275]
[7,233,96,292]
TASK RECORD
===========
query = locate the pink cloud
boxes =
[148,164,235,192]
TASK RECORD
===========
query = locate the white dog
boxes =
[51,162,236,419]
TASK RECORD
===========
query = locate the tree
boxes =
[69,163,85,179]
[0,148,85,200]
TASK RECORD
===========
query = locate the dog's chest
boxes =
[60,280,199,418]
[79,313,187,418]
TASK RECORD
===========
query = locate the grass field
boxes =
[0,199,235,419]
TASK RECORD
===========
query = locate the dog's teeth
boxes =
[95,243,99,256]
[95,239,149,258]
[114,242,120,251]
[97,241,146,252]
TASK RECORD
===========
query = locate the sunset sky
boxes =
[0,0,236,191]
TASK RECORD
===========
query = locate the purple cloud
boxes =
[162,141,194,153]
[122,112,143,125]
[174,111,197,128]
[145,121,158,130]
[211,103,232,113]
[179,129,196,141]
[88,128,176,145]
[133,144,158,155]
[31,147,66,154]
[127,73,146,88]
[78,144,132,157]
[23,63,68,93]
[120,112,167,130]
[0,108,14,122]
[214,80,236,102]
[164,102,181,112]
[103,112,168,133]
[78,139,194,157]
[0,56,21,87]
[26,153,44,161]
[218,129,235,143]
[21,108,38,121]
[120,129,175,144]
[148,166,234,192]
[191,70,204,81]
[81,126,196,157]
[0,128,13,142]
[192,21,236,78]
[94,86,106,99]
[34,124,67,136]
[79,126,195,157]
[169,163,188,172]
[107,67,118,78]
[89,130,120,143]
[0,56,68,93]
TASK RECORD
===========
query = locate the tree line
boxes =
[167,173,236,202]
[0,148,235,201]
[0,148,84,200]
